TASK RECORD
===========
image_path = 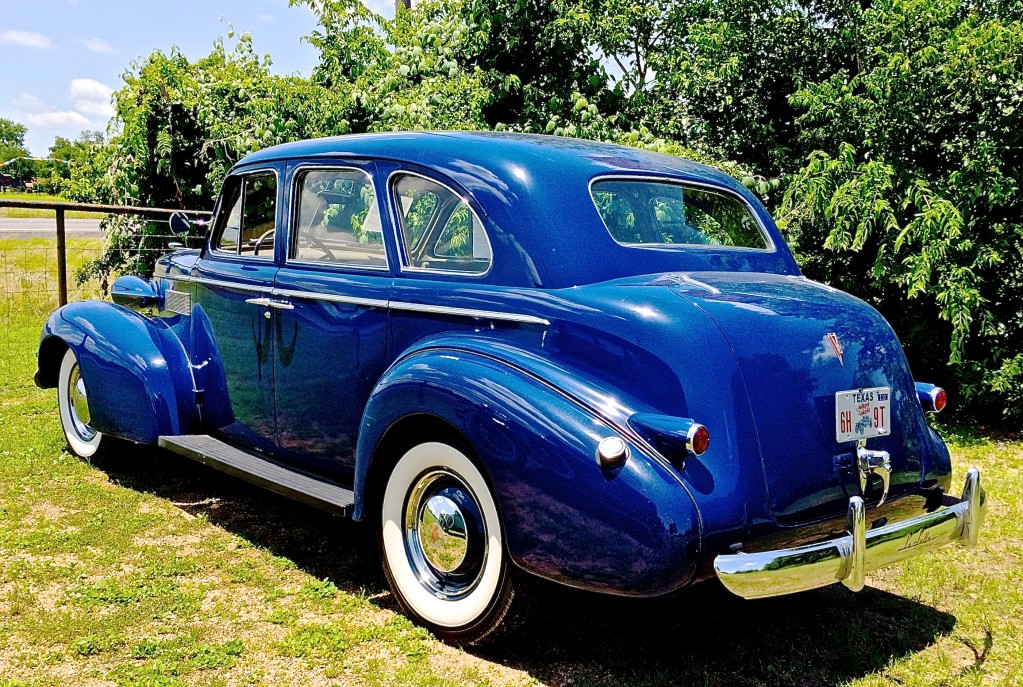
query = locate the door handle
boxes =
[245,297,271,307]
[268,300,295,310]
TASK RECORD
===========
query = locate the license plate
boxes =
[835,387,891,442]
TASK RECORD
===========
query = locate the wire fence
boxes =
[0,201,209,381]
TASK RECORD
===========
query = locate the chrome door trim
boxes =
[180,276,548,325]
[271,287,389,309]
[174,275,267,294]
[388,300,549,326]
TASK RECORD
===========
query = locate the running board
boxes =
[158,435,355,516]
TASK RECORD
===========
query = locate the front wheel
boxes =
[379,441,517,645]
[57,348,113,463]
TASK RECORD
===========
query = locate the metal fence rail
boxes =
[0,200,208,306]
[0,200,209,378]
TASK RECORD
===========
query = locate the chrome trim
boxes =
[587,174,777,253]
[596,436,629,467]
[268,300,295,310]
[177,275,267,295]
[388,300,550,326]
[714,468,987,599]
[844,496,866,591]
[676,274,722,295]
[856,442,892,506]
[270,287,389,309]
[244,297,272,307]
[288,163,391,272]
[164,289,192,316]
[404,468,488,600]
[387,169,494,278]
[185,277,546,324]
[67,363,95,441]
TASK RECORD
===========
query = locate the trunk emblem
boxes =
[826,332,844,366]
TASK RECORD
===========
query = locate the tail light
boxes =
[629,413,711,459]
[687,423,711,456]
[915,383,947,413]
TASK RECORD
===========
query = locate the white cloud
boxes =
[68,78,116,121]
[80,38,115,54]
[74,99,115,118]
[256,13,273,22]
[25,111,89,128]
[12,92,47,112]
[69,78,114,102]
[1,30,53,49]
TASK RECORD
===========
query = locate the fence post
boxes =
[56,208,67,306]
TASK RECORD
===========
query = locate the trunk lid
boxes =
[669,272,931,524]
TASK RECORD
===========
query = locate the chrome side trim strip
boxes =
[175,275,267,294]
[177,274,549,325]
[271,288,389,309]
[714,467,987,599]
[388,300,550,326]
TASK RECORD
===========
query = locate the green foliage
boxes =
[0,117,33,183]
[58,0,1022,421]
[781,0,1023,418]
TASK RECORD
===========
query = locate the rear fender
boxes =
[355,343,701,597]
[36,301,198,444]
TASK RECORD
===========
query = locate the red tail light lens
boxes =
[933,388,947,413]
[687,423,710,456]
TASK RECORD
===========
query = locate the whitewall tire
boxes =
[57,348,109,461]
[379,441,516,644]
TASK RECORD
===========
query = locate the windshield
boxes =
[591,179,769,250]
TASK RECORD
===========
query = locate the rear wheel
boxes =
[379,441,517,645]
[57,348,113,463]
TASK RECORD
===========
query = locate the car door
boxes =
[270,160,393,481]
[191,165,282,454]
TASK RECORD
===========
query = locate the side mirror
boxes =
[112,275,159,311]
[169,211,192,234]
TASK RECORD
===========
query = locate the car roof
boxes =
[234,132,796,287]
[238,131,738,187]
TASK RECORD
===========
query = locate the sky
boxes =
[1,0,397,155]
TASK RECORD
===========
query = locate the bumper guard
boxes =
[714,467,986,599]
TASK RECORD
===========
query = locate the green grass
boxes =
[0,191,107,219]
[0,236,1020,685]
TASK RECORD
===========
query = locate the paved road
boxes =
[0,217,104,239]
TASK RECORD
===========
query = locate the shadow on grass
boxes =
[105,449,957,687]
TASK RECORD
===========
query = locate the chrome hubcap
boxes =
[404,469,487,600]
[418,494,468,572]
[67,363,96,441]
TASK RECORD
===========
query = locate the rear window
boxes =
[591,179,768,249]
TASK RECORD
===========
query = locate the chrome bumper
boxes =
[714,467,986,599]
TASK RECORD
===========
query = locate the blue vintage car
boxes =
[36,132,985,644]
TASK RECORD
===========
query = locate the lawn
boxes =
[0,192,107,219]
[0,237,1020,686]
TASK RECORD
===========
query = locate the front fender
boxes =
[355,345,701,597]
[36,301,198,444]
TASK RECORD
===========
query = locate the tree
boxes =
[0,117,33,183]
[781,0,1023,418]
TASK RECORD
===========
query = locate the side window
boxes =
[292,169,386,268]
[213,172,277,258]
[392,174,492,274]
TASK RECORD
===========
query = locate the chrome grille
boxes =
[165,289,192,316]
